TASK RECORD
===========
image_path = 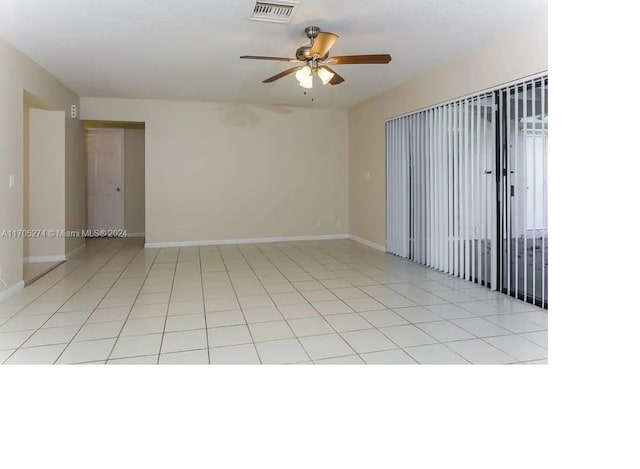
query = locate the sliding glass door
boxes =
[386,74,548,308]
[497,77,548,307]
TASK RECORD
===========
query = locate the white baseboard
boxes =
[145,234,349,249]
[65,243,86,260]
[0,281,25,302]
[348,235,387,252]
[23,255,66,263]
[127,232,145,238]
[24,243,85,264]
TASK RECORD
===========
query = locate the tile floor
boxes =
[0,238,548,365]
[23,260,63,286]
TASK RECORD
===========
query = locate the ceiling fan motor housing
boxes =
[296,26,329,61]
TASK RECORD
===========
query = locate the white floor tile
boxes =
[164,313,206,332]
[483,314,546,334]
[110,333,162,359]
[302,290,339,302]
[205,297,240,312]
[238,295,274,309]
[330,287,369,300]
[452,317,511,338]
[361,349,417,364]
[277,303,320,319]
[343,297,387,312]
[270,292,306,306]
[4,344,66,364]
[86,307,131,324]
[416,321,475,343]
[0,349,14,363]
[323,313,374,332]
[404,344,469,364]
[16,302,60,315]
[22,325,82,348]
[375,295,417,309]
[159,349,209,364]
[340,329,397,354]
[161,329,208,354]
[208,324,252,347]
[128,303,167,319]
[210,344,260,364]
[107,354,158,364]
[74,320,124,342]
[292,280,325,292]
[359,310,408,328]
[522,358,547,365]
[393,306,443,324]
[57,338,117,364]
[299,333,354,360]
[519,331,548,349]
[287,317,334,337]
[242,305,284,324]
[320,279,352,289]
[446,339,517,364]
[205,310,245,327]
[249,320,295,342]
[167,301,205,316]
[0,330,34,351]
[432,289,477,303]
[484,335,548,362]
[255,338,309,364]
[379,324,436,347]
[311,300,353,315]
[42,310,92,328]
[426,303,477,320]
[0,314,52,333]
[121,316,166,336]
[314,355,364,364]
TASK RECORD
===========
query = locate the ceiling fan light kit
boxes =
[240,25,392,88]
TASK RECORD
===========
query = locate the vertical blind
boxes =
[386,74,548,307]
[386,92,496,288]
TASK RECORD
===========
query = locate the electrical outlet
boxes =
[314,220,321,228]
[176,225,183,232]
[336,220,342,228]
[9,175,16,187]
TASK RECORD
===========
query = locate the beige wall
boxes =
[348,20,548,247]
[25,108,66,259]
[124,129,145,234]
[0,38,83,292]
[80,99,349,244]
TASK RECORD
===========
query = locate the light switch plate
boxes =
[9,175,15,187]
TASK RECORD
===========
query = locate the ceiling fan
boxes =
[240,26,392,89]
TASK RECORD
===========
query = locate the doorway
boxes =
[22,93,66,285]
[86,128,125,234]
[83,122,145,238]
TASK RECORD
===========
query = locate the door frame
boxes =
[86,128,125,234]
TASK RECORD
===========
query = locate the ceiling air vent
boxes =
[250,1,299,24]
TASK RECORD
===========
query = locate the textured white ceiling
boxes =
[0,0,547,107]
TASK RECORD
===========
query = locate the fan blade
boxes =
[320,66,345,85]
[325,54,392,65]
[310,32,339,58]
[241,55,300,62]
[262,66,304,83]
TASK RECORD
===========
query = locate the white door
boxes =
[87,129,125,235]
